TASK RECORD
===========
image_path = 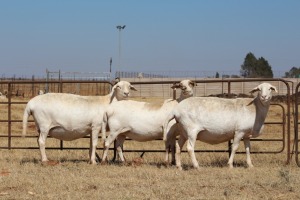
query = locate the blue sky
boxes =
[0,0,299,77]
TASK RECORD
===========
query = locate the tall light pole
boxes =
[116,25,126,74]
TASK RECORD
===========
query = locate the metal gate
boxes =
[0,78,291,164]
[294,82,300,166]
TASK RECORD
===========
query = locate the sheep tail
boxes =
[22,104,31,137]
[163,112,175,141]
[101,111,108,141]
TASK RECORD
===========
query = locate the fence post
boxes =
[8,82,12,150]
[46,69,49,93]
[59,79,63,150]
[31,75,34,97]
[227,81,232,157]
[173,88,176,100]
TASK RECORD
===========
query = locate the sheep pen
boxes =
[0,80,300,199]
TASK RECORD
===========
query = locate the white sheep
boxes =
[22,80,137,164]
[0,92,7,101]
[101,80,196,164]
[163,82,277,169]
[38,89,45,95]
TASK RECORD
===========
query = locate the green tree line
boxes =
[240,52,273,78]
[215,52,297,78]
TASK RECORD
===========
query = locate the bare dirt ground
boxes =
[1,96,300,199]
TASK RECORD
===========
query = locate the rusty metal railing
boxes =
[0,78,291,165]
[294,82,300,166]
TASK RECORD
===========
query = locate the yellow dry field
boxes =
[1,96,300,199]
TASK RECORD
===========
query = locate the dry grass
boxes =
[1,150,300,199]
[1,96,300,199]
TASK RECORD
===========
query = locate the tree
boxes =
[240,52,273,78]
[240,52,257,77]
[215,72,220,78]
[284,67,300,78]
[256,57,273,78]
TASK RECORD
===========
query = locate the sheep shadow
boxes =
[20,158,89,166]
[207,158,249,168]
[148,158,249,170]
[20,158,40,165]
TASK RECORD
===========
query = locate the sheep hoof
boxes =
[228,164,234,169]
[89,160,97,165]
[194,166,200,170]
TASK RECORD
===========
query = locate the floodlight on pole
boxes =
[116,25,126,73]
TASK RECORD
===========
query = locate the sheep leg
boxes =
[38,131,49,162]
[187,133,199,169]
[101,129,121,164]
[164,139,176,165]
[164,140,170,165]
[228,131,244,168]
[176,136,186,170]
[165,136,176,165]
[170,142,176,165]
[89,129,99,164]
[164,129,176,165]
[243,138,254,168]
[115,135,126,162]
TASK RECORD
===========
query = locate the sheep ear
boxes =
[113,77,120,85]
[270,86,278,93]
[189,81,197,87]
[130,85,138,91]
[249,87,260,94]
[171,83,180,89]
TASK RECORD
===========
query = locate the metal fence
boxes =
[294,83,300,167]
[46,70,111,80]
[115,71,288,79]
[0,78,292,164]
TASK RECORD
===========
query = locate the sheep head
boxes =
[113,81,137,100]
[250,83,277,104]
[172,80,196,98]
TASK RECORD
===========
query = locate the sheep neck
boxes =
[251,96,270,136]
[177,93,193,103]
[108,90,118,103]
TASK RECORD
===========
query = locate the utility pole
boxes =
[116,25,126,73]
